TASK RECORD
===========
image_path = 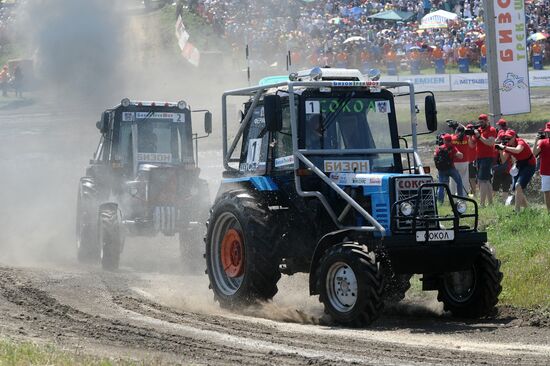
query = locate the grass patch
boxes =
[0,339,142,365]
[479,204,550,309]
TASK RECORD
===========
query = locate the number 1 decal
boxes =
[246,138,262,164]
[306,100,320,114]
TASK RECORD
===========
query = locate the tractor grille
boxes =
[148,167,195,206]
[394,177,438,230]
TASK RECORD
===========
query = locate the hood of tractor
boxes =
[330,172,434,233]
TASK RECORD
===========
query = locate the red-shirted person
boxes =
[450,125,471,195]
[493,118,512,199]
[497,129,537,212]
[533,122,550,212]
[434,134,464,203]
[496,118,508,140]
[469,114,497,206]
[466,123,478,196]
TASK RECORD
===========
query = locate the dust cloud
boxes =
[0,1,227,270]
[0,1,441,326]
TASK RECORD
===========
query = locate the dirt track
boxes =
[0,264,549,365]
[0,102,548,365]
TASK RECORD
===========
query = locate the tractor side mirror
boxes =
[425,95,438,132]
[204,111,212,134]
[97,112,109,134]
[263,95,282,132]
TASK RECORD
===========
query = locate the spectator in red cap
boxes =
[434,133,464,203]
[533,123,550,212]
[496,118,508,140]
[469,113,497,206]
[466,123,478,196]
[496,129,536,212]
[493,118,511,201]
[450,125,472,196]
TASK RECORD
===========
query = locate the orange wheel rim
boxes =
[221,228,244,278]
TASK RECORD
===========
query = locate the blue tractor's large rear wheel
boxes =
[205,190,281,308]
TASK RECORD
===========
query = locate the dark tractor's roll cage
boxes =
[221,80,428,236]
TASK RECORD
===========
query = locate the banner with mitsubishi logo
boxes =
[493,0,531,114]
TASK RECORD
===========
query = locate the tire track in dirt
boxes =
[103,271,550,365]
[0,267,317,365]
[0,265,549,365]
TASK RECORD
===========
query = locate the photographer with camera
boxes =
[492,118,512,201]
[496,129,536,212]
[496,118,509,139]
[434,134,464,203]
[450,125,472,196]
[533,122,550,212]
[469,114,497,206]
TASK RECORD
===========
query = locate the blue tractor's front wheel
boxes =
[316,243,384,327]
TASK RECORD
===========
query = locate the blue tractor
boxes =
[205,68,502,326]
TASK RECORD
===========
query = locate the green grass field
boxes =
[480,204,550,309]
[0,340,142,366]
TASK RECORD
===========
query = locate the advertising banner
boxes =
[450,73,488,91]
[398,74,450,91]
[529,70,550,87]
[493,0,530,114]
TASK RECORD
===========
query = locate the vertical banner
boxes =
[494,0,530,114]
[175,15,200,67]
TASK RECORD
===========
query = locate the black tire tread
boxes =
[438,244,503,318]
[76,187,99,264]
[99,205,122,271]
[316,242,384,327]
[205,189,281,308]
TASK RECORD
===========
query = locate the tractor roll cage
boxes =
[221,80,426,235]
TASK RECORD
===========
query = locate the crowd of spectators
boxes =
[435,117,550,213]
[0,2,18,47]
[188,0,550,73]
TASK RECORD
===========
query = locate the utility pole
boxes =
[482,0,501,126]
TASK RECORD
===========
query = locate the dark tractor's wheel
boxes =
[381,273,412,304]
[99,203,123,271]
[437,244,503,318]
[205,191,281,308]
[316,243,384,327]
[179,228,205,275]
[76,186,99,263]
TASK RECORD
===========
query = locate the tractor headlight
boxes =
[456,200,467,214]
[177,100,187,110]
[400,202,414,216]
[121,98,131,107]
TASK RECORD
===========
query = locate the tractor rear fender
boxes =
[308,229,356,295]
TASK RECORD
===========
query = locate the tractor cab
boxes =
[94,99,211,178]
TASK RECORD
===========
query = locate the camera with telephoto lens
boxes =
[436,133,444,145]
[537,129,547,139]
[464,122,482,136]
[446,119,459,130]
[495,143,506,151]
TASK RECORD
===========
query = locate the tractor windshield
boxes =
[116,110,193,168]
[302,92,399,172]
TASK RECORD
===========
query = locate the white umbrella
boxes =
[424,9,459,21]
[419,10,459,29]
[343,36,366,44]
